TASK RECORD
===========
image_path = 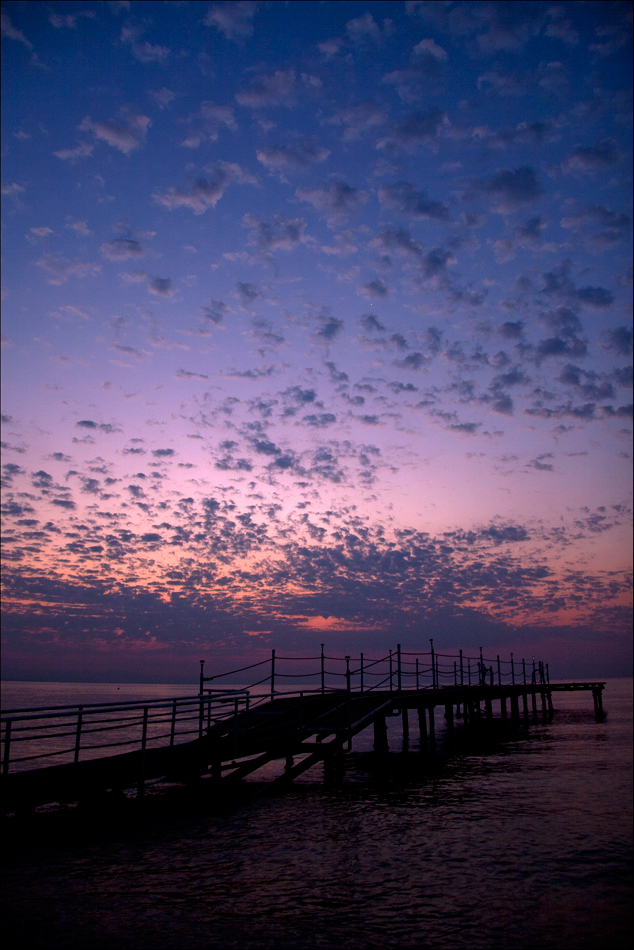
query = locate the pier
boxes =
[1,646,605,813]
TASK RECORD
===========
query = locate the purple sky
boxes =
[1,1,632,682]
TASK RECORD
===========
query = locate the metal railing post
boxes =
[199,692,204,739]
[460,649,464,687]
[467,658,471,687]
[321,643,325,694]
[271,649,276,701]
[199,659,205,696]
[511,653,515,685]
[74,706,83,764]
[430,639,435,689]
[233,697,239,757]
[546,663,550,685]
[454,661,457,686]
[360,653,364,692]
[389,650,393,692]
[2,720,12,776]
[416,658,419,689]
[497,655,502,686]
[397,644,402,692]
[170,698,177,746]
[523,658,526,685]
[346,656,351,694]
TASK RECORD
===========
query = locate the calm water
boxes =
[2,678,632,949]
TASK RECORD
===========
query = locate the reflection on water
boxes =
[2,679,632,949]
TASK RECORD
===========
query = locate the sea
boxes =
[2,678,632,950]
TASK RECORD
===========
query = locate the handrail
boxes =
[1,691,250,777]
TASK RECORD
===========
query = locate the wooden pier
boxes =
[1,646,606,813]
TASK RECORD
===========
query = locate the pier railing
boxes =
[1,691,248,776]
[200,645,549,698]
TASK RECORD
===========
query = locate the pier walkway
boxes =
[1,646,605,812]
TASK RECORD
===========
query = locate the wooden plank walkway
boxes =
[1,678,605,813]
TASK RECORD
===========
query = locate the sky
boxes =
[1,0,632,683]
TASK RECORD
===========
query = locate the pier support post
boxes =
[522,692,529,719]
[428,705,435,743]
[510,692,520,722]
[418,707,427,746]
[402,706,409,747]
[531,689,538,720]
[500,694,507,721]
[444,703,454,744]
[374,715,389,754]
[541,689,548,719]
[592,688,604,720]
[547,690,554,716]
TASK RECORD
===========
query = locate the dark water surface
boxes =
[2,679,632,949]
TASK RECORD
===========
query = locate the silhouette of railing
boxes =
[200,643,549,699]
[1,691,248,776]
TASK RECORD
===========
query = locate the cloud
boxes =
[371,228,423,257]
[236,281,260,305]
[236,69,297,109]
[560,205,631,251]
[204,1,258,41]
[50,10,96,29]
[154,162,256,214]
[149,88,176,109]
[359,314,386,333]
[346,12,381,44]
[256,141,329,175]
[1,11,33,49]
[498,321,525,340]
[53,141,94,162]
[470,166,544,213]
[245,214,308,256]
[315,313,344,343]
[79,112,151,154]
[544,7,579,46]
[181,102,237,147]
[100,238,145,260]
[202,300,229,324]
[76,420,121,433]
[328,103,386,141]
[321,231,358,257]
[296,181,367,223]
[386,108,449,147]
[66,220,93,236]
[420,247,456,279]
[35,255,101,285]
[379,181,449,220]
[413,38,447,61]
[1,182,26,197]
[149,277,174,297]
[360,278,389,299]
[599,326,633,356]
[562,138,621,174]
